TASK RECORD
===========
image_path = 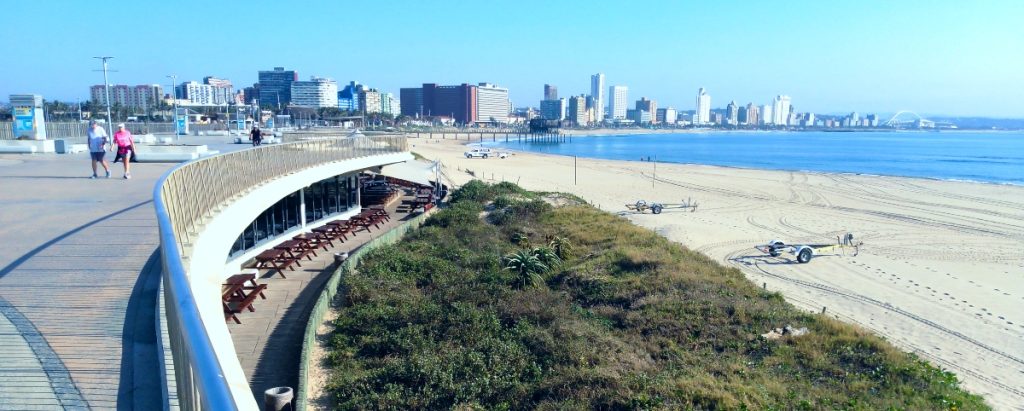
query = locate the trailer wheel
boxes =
[652,205,663,214]
[769,248,780,257]
[797,248,813,264]
[483,154,489,159]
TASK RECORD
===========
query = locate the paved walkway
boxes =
[231,193,422,403]
[0,153,171,409]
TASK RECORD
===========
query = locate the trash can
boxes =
[54,139,68,154]
[263,386,293,411]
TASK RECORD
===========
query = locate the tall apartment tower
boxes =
[543,84,558,100]
[695,88,711,124]
[772,95,791,126]
[590,73,605,122]
[257,67,298,109]
[608,85,628,120]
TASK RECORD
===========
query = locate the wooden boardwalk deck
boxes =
[0,154,172,409]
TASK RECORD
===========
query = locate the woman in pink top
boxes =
[113,123,136,179]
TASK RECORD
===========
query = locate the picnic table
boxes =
[326,220,355,240]
[253,248,298,278]
[274,239,316,262]
[222,273,268,324]
[294,233,329,252]
[310,226,339,248]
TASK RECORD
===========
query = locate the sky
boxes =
[2,0,1022,117]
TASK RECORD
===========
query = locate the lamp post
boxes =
[93,56,114,128]
[166,74,178,139]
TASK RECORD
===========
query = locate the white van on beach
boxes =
[464,148,508,159]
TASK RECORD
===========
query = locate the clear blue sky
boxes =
[2,0,1022,117]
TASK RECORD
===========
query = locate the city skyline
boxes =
[1,1,1022,117]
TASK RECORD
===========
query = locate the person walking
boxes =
[87,120,111,179]
[113,123,136,179]
[249,125,263,146]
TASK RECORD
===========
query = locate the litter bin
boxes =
[54,139,68,154]
[264,386,293,411]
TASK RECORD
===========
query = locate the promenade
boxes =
[0,153,171,409]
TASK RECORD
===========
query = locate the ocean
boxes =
[485,130,1024,185]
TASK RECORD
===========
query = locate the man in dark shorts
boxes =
[249,125,263,146]
[87,120,111,179]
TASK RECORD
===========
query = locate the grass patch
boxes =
[324,181,986,409]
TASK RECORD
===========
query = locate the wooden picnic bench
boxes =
[252,248,297,279]
[274,239,315,262]
[223,274,268,324]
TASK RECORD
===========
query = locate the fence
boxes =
[295,209,433,410]
[153,134,407,410]
[0,122,249,143]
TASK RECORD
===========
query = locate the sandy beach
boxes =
[409,135,1024,409]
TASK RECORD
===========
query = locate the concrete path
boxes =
[0,153,171,409]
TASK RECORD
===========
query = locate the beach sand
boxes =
[409,135,1024,409]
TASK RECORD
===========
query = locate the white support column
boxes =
[299,188,307,227]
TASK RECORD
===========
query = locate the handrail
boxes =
[153,134,407,410]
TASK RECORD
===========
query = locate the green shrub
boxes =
[324,180,987,410]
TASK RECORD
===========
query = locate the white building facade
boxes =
[608,85,628,120]
[772,95,791,126]
[291,77,339,108]
[476,83,510,123]
[695,88,711,125]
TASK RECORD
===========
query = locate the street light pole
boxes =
[93,56,114,127]
[166,74,178,139]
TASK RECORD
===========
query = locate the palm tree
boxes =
[549,236,573,260]
[503,249,548,288]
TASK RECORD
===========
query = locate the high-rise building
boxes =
[590,73,605,122]
[203,76,234,105]
[656,107,677,124]
[543,84,558,101]
[567,95,589,126]
[421,83,477,124]
[476,83,510,123]
[257,67,298,109]
[849,111,860,127]
[726,101,739,126]
[178,81,216,106]
[635,97,657,124]
[628,109,652,124]
[243,84,259,105]
[695,88,711,124]
[291,77,338,108]
[761,104,773,125]
[360,88,382,113]
[337,81,364,112]
[399,87,424,117]
[383,93,399,115]
[745,103,759,126]
[738,106,748,125]
[772,95,791,126]
[608,85,628,120]
[90,84,163,109]
[540,99,566,121]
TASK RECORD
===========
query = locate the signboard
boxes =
[175,108,189,135]
[236,107,246,131]
[10,94,45,140]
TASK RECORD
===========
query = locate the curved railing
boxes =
[153,135,407,410]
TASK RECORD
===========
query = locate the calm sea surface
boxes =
[485,131,1024,185]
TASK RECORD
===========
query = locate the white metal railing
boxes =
[153,134,407,410]
[0,121,251,143]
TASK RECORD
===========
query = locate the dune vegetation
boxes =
[324,180,984,410]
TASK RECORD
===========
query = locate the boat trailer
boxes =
[755,233,861,263]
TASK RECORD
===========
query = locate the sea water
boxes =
[486,131,1024,185]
